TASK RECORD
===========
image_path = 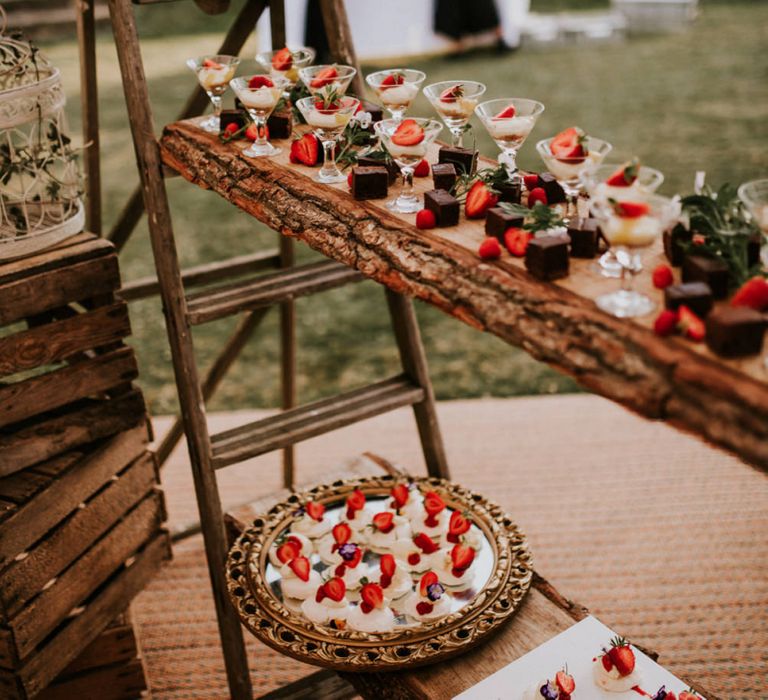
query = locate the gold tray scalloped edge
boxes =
[225,474,533,672]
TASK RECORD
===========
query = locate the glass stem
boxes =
[502,149,519,180]
[210,93,222,119]
[452,128,463,147]
[255,115,268,147]
[618,247,635,293]
[401,166,415,201]
[320,139,338,178]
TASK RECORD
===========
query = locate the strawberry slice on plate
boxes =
[413,532,439,554]
[550,126,587,161]
[332,522,352,545]
[323,577,346,602]
[605,159,639,187]
[416,601,434,615]
[248,75,274,89]
[346,489,366,515]
[504,227,533,257]
[372,511,395,533]
[494,104,516,119]
[310,66,338,88]
[423,491,445,515]
[390,483,410,509]
[555,670,575,694]
[271,47,293,71]
[288,556,311,582]
[304,500,325,521]
[447,510,471,543]
[380,553,396,579]
[381,72,405,87]
[450,543,475,573]
[419,571,439,596]
[440,84,464,102]
[359,582,384,612]
[276,540,301,564]
[391,118,425,146]
[465,181,499,219]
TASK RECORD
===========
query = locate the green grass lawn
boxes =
[40,0,768,415]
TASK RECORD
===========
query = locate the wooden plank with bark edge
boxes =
[0,532,170,698]
[160,121,768,470]
[0,453,158,619]
[37,658,147,700]
[0,303,131,378]
[0,390,147,477]
[0,347,138,429]
[0,423,149,567]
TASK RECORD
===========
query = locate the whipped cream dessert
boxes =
[593,637,642,692]
[347,582,396,633]
[436,97,478,120]
[378,82,419,108]
[411,509,448,540]
[237,85,282,112]
[305,109,353,131]
[392,536,439,574]
[390,484,424,521]
[593,657,643,692]
[367,512,411,553]
[291,503,333,540]
[280,559,322,600]
[483,115,536,144]
[198,64,235,92]
[375,553,413,601]
[300,577,350,625]
[384,140,428,161]
[404,572,452,622]
[543,150,603,183]
[268,532,313,568]
[602,213,662,248]
[433,547,476,590]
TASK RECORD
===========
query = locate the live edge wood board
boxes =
[160,120,768,470]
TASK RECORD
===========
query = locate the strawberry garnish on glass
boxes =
[390,483,410,511]
[379,553,396,589]
[611,200,650,218]
[550,126,588,163]
[331,522,352,553]
[247,75,274,89]
[288,556,311,582]
[381,71,405,88]
[359,582,385,613]
[422,491,446,527]
[202,58,224,69]
[447,510,471,544]
[304,501,325,522]
[345,489,366,520]
[372,511,395,534]
[494,104,516,119]
[605,158,640,187]
[310,66,338,89]
[440,84,464,103]
[391,118,425,146]
[275,539,301,564]
[450,543,475,578]
[271,47,293,71]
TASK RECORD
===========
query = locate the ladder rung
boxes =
[185,260,363,325]
[210,375,424,469]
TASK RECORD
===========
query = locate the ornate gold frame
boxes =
[226,474,533,671]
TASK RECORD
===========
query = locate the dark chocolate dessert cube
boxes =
[432,163,457,193]
[219,109,248,134]
[438,146,478,176]
[705,307,766,358]
[357,156,399,185]
[496,180,522,205]
[663,226,692,266]
[567,217,602,259]
[525,234,570,281]
[682,254,730,299]
[748,231,763,267]
[351,166,388,201]
[266,107,293,139]
[537,172,567,205]
[664,282,714,318]
[424,189,460,227]
[485,206,525,241]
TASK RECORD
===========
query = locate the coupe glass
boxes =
[475,98,544,180]
[365,69,426,123]
[592,193,680,318]
[584,162,665,278]
[230,76,289,157]
[739,179,768,241]
[374,118,443,214]
[536,135,612,219]
[296,95,360,183]
[423,80,486,147]
[255,47,316,92]
[186,55,240,133]
[298,64,358,98]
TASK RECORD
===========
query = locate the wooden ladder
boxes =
[102,0,450,697]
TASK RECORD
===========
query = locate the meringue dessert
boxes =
[291,500,333,540]
[347,583,396,633]
[300,577,350,626]
[523,668,575,700]
[410,490,449,539]
[339,488,372,535]
[326,541,369,590]
[434,543,476,591]
[593,637,643,692]
[280,556,322,600]
[268,532,313,568]
[404,571,452,622]
[376,553,413,601]
[366,511,411,553]
[392,533,441,574]
[317,521,356,565]
[445,510,483,549]
[390,483,424,521]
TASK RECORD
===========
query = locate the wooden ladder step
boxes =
[185,260,363,325]
[210,375,424,469]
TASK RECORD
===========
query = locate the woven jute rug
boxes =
[132,394,768,699]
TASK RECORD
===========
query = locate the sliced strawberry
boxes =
[381,72,405,87]
[271,47,293,71]
[466,181,499,219]
[323,577,346,602]
[248,75,274,89]
[416,209,436,229]
[677,305,705,342]
[555,670,575,694]
[314,97,341,112]
[290,133,319,166]
[346,489,366,516]
[450,543,475,572]
[653,309,679,337]
[332,522,352,545]
[478,237,502,260]
[731,276,768,310]
[372,511,395,533]
[607,637,635,677]
[390,483,410,509]
[665,693,678,700]
[407,552,421,566]
[360,582,384,611]
[276,540,301,564]
[423,491,445,515]
[494,104,516,119]
[601,654,613,672]
[315,586,326,603]
[287,536,303,548]
[504,227,533,257]
[605,159,639,187]
[447,510,471,544]
[334,563,346,577]
[310,66,338,88]
[679,693,700,700]
[380,553,396,579]
[523,173,540,191]
[613,201,650,218]
[347,171,353,188]
[416,601,434,615]
[528,187,547,206]
[305,501,325,521]
[345,545,363,569]
[550,126,587,161]
[413,532,439,554]
[391,119,425,146]
[440,84,464,102]
[202,58,223,69]
[288,556,311,582]
[414,159,430,177]
[652,264,674,289]
[419,571,439,596]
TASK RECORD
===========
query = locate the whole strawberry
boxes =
[478,237,502,260]
[605,636,635,677]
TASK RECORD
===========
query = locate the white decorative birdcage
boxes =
[0,7,83,261]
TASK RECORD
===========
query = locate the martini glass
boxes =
[475,98,544,180]
[296,95,360,183]
[584,162,665,278]
[230,75,289,157]
[298,64,358,99]
[423,81,486,147]
[592,193,680,318]
[374,118,443,214]
[255,47,316,93]
[365,69,426,123]
[739,179,768,245]
[186,55,241,133]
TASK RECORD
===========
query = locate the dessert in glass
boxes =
[298,64,358,98]
[475,98,544,180]
[255,46,315,91]
[230,75,288,157]
[536,127,612,219]
[374,117,443,214]
[296,94,360,183]
[423,80,486,147]
[739,179,768,240]
[186,55,241,133]
[584,160,665,278]
[591,193,680,318]
[365,69,426,123]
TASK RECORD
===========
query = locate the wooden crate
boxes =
[0,232,147,479]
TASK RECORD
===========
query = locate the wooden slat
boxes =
[7,493,165,659]
[0,254,120,326]
[0,303,131,378]
[0,471,53,505]
[261,669,356,700]
[0,424,148,567]
[0,347,138,429]
[0,627,16,671]
[211,376,424,469]
[185,260,363,325]
[119,249,280,301]
[55,623,138,677]
[38,658,147,700]
[0,390,147,478]
[0,454,157,619]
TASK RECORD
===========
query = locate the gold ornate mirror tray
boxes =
[226,474,533,671]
